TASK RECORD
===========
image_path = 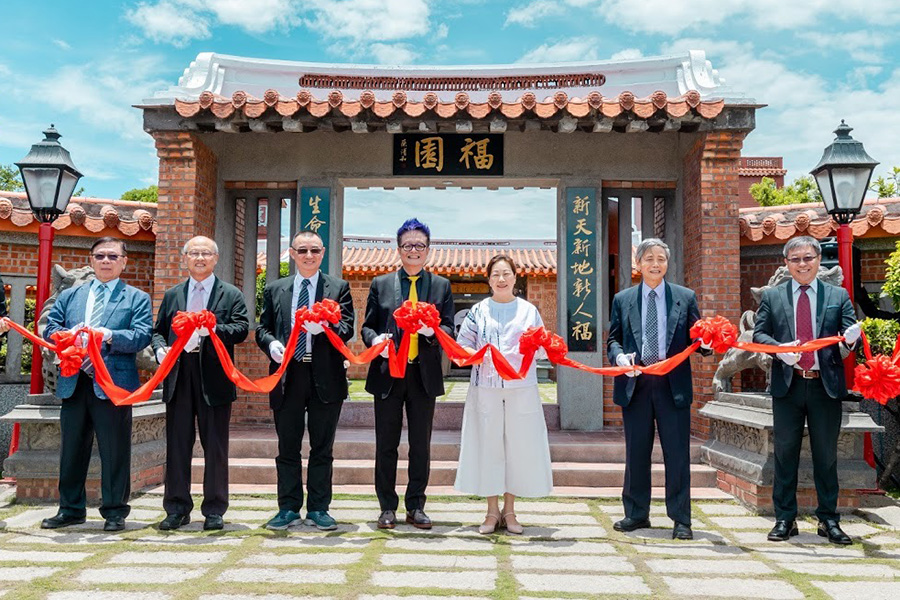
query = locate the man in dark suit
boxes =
[151,236,249,531]
[256,229,354,531]
[42,237,152,532]
[608,238,706,540]
[362,218,454,530]
[753,236,861,545]
[0,274,8,334]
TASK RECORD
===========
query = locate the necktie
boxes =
[83,283,107,374]
[294,278,311,361]
[797,284,815,370]
[189,282,205,312]
[408,275,420,360]
[643,289,659,365]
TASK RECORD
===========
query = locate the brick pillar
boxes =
[683,131,746,439]
[152,132,218,309]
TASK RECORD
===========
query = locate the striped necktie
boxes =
[643,289,659,365]
[294,278,311,361]
[408,275,420,360]
[82,283,108,374]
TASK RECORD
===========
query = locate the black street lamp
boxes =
[15,125,82,398]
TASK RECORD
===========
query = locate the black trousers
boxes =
[622,374,692,525]
[275,360,344,513]
[58,372,132,519]
[164,354,231,517]
[773,376,842,522]
[374,365,436,512]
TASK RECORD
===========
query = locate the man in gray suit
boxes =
[607,238,708,540]
[754,236,861,544]
[42,237,152,532]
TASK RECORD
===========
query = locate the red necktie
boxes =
[797,284,815,370]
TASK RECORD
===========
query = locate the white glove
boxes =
[197,327,211,337]
[184,330,200,353]
[616,352,641,377]
[417,325,434,337]
[0,319,10,334]
[699,340,713,351]
[156,347,170,364]
[373,333,392,359]
[97,327,112,342]
[776,340,801,366]
[843,322,862,346]
[269,340,285,364]
[304,321,325,335]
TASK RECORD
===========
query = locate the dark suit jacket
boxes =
[361,269,455,398]
[607,281,702,409]
[0,274,7,337]
[44,280,152,400]
[255,271,355,410]
[753,279,856,399]
[151,277,249,407]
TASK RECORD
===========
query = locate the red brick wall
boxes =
[683,132,746,439]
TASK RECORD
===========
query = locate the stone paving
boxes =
[0,485,898,599]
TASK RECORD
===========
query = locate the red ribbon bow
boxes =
[690,315,739,354]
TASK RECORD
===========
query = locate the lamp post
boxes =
[15,125,82,397]
[811,120,878,468]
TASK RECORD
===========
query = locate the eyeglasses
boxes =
[292,247,323,255]
[787,255,819,264]
[399,243,428,252]
[186,251,217,259]
[489,271,515,280]
[92,253,122,262]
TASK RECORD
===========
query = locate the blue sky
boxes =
[1,0,898,238]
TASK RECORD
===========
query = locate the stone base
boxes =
[715,470,862,515]
[1,391,167,503]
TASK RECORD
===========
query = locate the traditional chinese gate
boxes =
[141,51,756,433]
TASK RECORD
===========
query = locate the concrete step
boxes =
[191,458,719,488]
[338,401,561,430]
[216,428,704,464]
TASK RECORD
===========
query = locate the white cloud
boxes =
[517,36,601,63]
[370,43,418,65]
[504,0,558,27]
[201,0,301,33]
[610,48,643,61]
[126,1,211,47]
[797,30,890,63]
[848,66,883,88]
[305,0,430,43]
[435,23,449,40]
[53,39,72,51]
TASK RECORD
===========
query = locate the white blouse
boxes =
[456,297,543,388]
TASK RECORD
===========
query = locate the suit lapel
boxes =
[393,270,402,308]
[207,278,225,312]
[73,283,90,325]
[665,283,682,351]
[420,270,432,302]
[627,286,643,354]
[176,280,188,312]
[783,281,796,340]
[816,280,827,336]
[316,271,326,302]
[100,281,125,328]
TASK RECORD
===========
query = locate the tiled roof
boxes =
[739,167,787,177]
[739,198,900,242]
[0,192,157,236]
[172,89,725,122]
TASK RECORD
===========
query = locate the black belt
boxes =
[794,369,820,379]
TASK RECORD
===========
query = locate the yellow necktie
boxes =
[408,275,420,360]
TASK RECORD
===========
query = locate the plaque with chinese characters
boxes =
[566,188,597,352]
[393,134,504,176]
[300,187,330,274]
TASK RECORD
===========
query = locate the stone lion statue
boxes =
[37,264,158,394]
[712,264,844,395]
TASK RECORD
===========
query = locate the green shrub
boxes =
[255,262,290,319]
[859,318,900,362]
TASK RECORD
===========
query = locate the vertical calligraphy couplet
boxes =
[300,187,331,274]
[566,188,597,352]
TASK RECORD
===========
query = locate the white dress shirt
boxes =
[791,278,819,370]
[184,274,215,352]
[290,270,320,354]
[641,280,667,360]
[85,278,118,327]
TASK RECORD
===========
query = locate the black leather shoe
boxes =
[377,510,396,529]
[672,522,693,540]
[203,514,224,531]
[613,517,651,532]
[818,519,852,545]
[103,516,125,532]
[40,513,86,529]
[405,509,433,529]
[767,520,799,541]
[159,513,190,531]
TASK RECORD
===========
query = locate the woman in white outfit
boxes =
[454,254,553,534]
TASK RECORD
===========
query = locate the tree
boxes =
[750,176,822,207]
[870,167,900,198]
[120,185,158,203]
[0,164,24,192]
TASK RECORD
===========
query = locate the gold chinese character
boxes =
[308,195,322,215]
[572,195,590,215]
[573,277,592,298]
[573,300,593,320]
[415,137,444,172]
[574,218,593,236]
[459,138,494,170]
[305,215,325,232]
[572,238,591,256]
[570,260,594,276]
[572,321,593,341]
